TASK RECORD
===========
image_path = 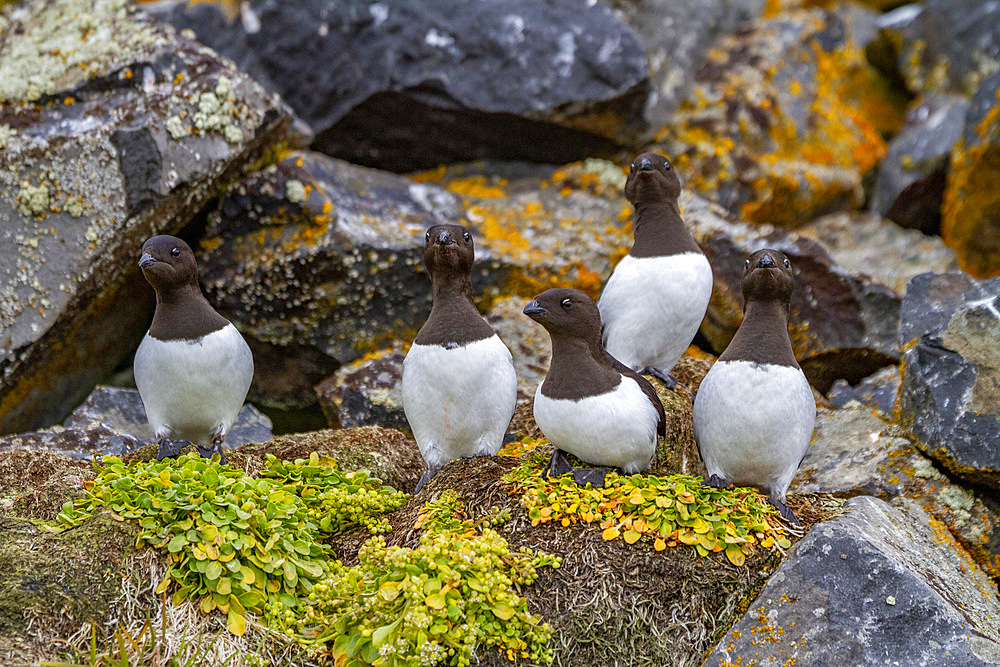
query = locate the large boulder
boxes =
[706,496,1000,666]
[152,0,650,171]
[659,5,904,228]
[895,272,1000,490]
[941,71,1000,278]
[870,94,970,235]
[0,0,294,434]
[613,0,765,128]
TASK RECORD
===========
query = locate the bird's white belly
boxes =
[693,360,815,498]
[533,377,658,473]
[599,252,713,371]
[133,324,254,444]
[402,335,518,468]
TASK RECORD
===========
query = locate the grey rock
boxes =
[870,94,969,234]
[827,364,901,415]
[152,0,650,172]
[63,385,272,447]
[796,212,960,295]
[315,349,408,432]
[0,0,294,434]
[706,496,1000,666]
[0,424,141,460]
[896,272,1000,489]
[875,0,1000,97]
[611,0,764,128]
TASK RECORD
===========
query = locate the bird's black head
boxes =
[139,235,199,293]
[423,223,475,280]
[523,288,603,346]
[741,249,794,308]
[624,152,681,205]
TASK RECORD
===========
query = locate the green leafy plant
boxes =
[502,444,791,566]
[294,490,559,666]
[56,452,406,635]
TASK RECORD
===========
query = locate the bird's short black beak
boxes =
[638,156,654,171]
[435,230,455,246]
[523,300,547,318]
[756,253,776,269]
[139,252,156,268]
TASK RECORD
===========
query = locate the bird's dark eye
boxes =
[425,230,431,241]
[629,163,634,172]
[171,247,181,257]
[561,298,572,309]
[744,259,750,269]
[463,232,471,242]
[664,161,672,171]
[783,258,790,269]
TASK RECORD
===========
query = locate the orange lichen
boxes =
[444,175,508,199]
[941,124,1000,278]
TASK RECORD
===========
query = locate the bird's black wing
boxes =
[604,351,666,438]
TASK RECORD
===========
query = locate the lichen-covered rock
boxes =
[659,5,904,228]
[0,424,141,460]
[152,0,650,171]
[871,94,970,234]
[314,349,408,432]
[941,71,1000,278]
[63,385,273,447]
[0,0,294,434]
[706,496,1000,667]
[827,363,900,416]
[613,0,765,128]
[198,153,631,408]
[896,272,1000,489]
[684,194,901,392]
[874,0,1000,98]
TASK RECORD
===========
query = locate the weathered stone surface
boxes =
[0,424,141,460]
[941,71,1000,278]
[871,94,970,234]
[198,153,631,408]
[63,385,272,447]
[611,0,764,128]
[827,363,901,416]
[792,404,1000,579]
[796,211,960,294]
[706,496,1000,666]
[315,348,408,432]
[684,194,901,392]
[154,0,650,171]
[659,5,904,228]
[875,0,1000,98]
[896,272,1000,489]
[0,0,294,434]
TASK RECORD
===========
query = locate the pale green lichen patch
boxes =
[0,0,161,103]
[166,115,188,139]
[190,76,244,144]
[285,179,307,203]
[0,124,14,149]
[581,157,627,190]
[17,181,50,216]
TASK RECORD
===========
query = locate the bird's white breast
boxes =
[599,252,713,372]
[133,323,254,444]
[402,335,517,468]
[693,360,815,498]
[532,376,658,473]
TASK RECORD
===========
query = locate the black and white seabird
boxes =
[692,249,815,525]
[598,152,713,388]
[402,224,518,492]
[524,288,665,487]
[133,235,254,464]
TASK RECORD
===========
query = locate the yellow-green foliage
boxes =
[54,452,406,635]
[296,490,560,666]
[502,444,791,566]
